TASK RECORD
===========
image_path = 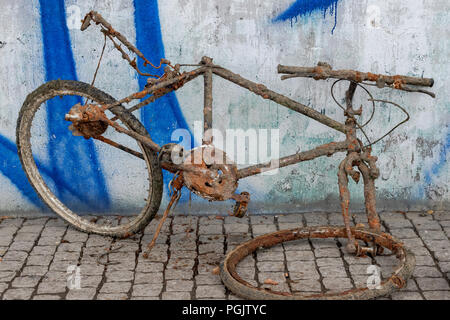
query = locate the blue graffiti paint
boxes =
[39,0,110,211]
[424,130,449,185]
[273,0,340,34]
[0,135,44,208]
[133,0,195,197]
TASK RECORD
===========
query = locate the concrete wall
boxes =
[0,0,448,216]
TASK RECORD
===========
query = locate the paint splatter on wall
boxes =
[273,0,340,33]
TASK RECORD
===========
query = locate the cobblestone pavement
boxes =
[0,211,449,300]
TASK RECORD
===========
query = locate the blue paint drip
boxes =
[273,0,340,34]
[133,0,194,196]
[39,0,110,211]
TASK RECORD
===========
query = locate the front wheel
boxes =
[16,80,163,237]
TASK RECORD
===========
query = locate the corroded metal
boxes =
[220,226,416,300]
[182,145,238,201]
[63,11,437,299]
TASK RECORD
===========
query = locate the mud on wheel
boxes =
[16,80,163,238]
[220,226,415,300]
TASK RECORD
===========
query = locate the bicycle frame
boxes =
[70,11,435,256]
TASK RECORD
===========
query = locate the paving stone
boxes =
[252,224,277,235]
[2,288,34,300]
[32,295,62,300]
[323,277,353,291]
[389,228,418,239]
[11,276,41,288]
[2,250,28,262]
[224,223,249,234]
[165,268,194,280]
[105,270,134,282]
[166,279,194,292]
[0,237,13,247]
[167,258,196,270]
[414,221,442,231]
[250,216,274,225]
[423,291,450,300]
[414,255,436,266]
[199,224,222,235]
[285,250,314,261]
[199,243,223,255]
[80,276,102,288]
[416,278,450,291]
[0,260,24,271]
[290,279,322,292]
[38,237,62,246]
[277,214,304,224]
[278,222,304,230]
[27,255,53,266]
[257,261,285,272]
[63,230,89,243]
[134,272,163,284]
[132,283,163,296]
[0,246,8,256]
[316,258,344,267]
[66,288,96,300]
[413,266,443,278]
[37,281,67,294]
[31,246,57,255]
[0,282,8,295]
[58,243,83,252]
[319,266,348,278]
[100,281,132,293]
[195,274,222,285]
[0,271,17,282]
[256,250,284,261]
[9,241,34,252]
[201,216,225,225]
[14,232,40,242]
[391,291,423,300]
[53,252,80,262]
[97,293,128,300]
[196,285,226,299]
[162,291,191,300]
[282,239,311,251]
[438,262,450,273]
[314,248,341,258]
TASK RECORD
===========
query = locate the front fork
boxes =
[338,82,383,257]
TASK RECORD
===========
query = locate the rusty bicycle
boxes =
[17,12,435,299]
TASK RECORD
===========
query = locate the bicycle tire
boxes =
[16,80,163,238]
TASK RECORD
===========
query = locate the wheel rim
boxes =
[221,226,415,300]
[18,84,157,236]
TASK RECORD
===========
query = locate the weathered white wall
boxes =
[0,0,448,216]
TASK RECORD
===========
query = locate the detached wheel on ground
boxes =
[220,226,415,300]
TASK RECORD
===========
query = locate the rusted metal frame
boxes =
[203,64,214,145]
[81,11,172,74]
[211,66,347,134]
[237,141,349,179]
[100,67,206,112]
[338,153,359,253]
[221,226,415,300]
[94,135,144,160]
[102,117,161,152]
[278,62,434,88]
[358,161,381,232]
[100,29,159,78]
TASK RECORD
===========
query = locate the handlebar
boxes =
[278,62,435,98]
